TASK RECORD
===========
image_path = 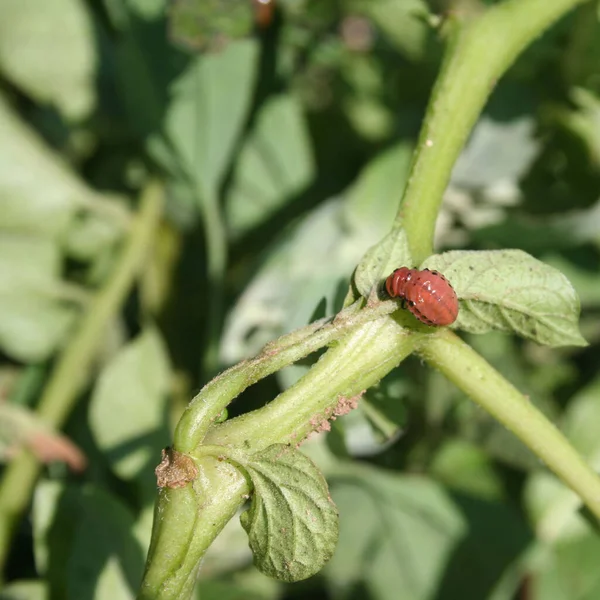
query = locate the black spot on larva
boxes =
[409,300,415,307]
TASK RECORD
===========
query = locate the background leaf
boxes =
[226,94,315,237]
[33,482,145,600]
[88,327,171,485]
[165,39,259,203]
[0,0,96,120]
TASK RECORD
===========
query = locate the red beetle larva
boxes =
[385,267,459,326]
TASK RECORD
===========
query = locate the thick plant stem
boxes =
[0,182,164,574]
[417,330,600,521]
[398,0,589,264]
[140,316,416,600]
[174,299,401,453]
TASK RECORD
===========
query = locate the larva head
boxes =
[385,267,415,299]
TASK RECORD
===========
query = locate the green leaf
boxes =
[67,487,145,600]
[0,0,96,120]
[0,93,92,239]
[354,228,412,298]
[62,199,125,261]
[33,482,145,600]
[169,0,253,51]
[430,439,504,500]
[221,144,412,363]
[165,39,259,202]
[527,532,600,600]
[422,250,587,347]
[196,580,273,600]
[89,327,171,483]
[451,115,539,189]
[238,444,339,582]
[363,0,431,61]
[325,468,464,600]
[0,580,47,600]
[0,237,77,362]
[226,95,315,237]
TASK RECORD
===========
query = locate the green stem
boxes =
[0,181,164,573]
[417,330,600,521]
[174,299,402,453]
[203,315,418,451]
[398,0,589,264]
[141,316,417,600]
[139,456,247,600]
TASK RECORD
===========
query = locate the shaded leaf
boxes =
[239,444,339,582]
[226,95,315,236]
[170,0,253,51]
[363,0,431,61]
[430,439,504,500]
[0,580,47,600]
[325,468,464,600]
[165,40,259,202]
[196,579,273,600]
[67,487,145,600]
[33,482,144,600]
[89,327,171,482]
[422,250,587,347]
[221,144,412,363]
[0,0,96,120]
[0,93,93,239]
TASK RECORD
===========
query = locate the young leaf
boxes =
[238,444,339,582]
[421,250,587,348]
[353,228,412,299]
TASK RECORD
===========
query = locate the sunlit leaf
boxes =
[0,0,96,120]
[238,444,339,582]
[89,327,171,482]
[0,580,47,600]
[422,250,587,347]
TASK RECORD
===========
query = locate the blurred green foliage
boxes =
[0,0,600,599]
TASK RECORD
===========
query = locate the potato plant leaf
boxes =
[421,250,587,347]
[353,229,412,299]
[238,444,339,582]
